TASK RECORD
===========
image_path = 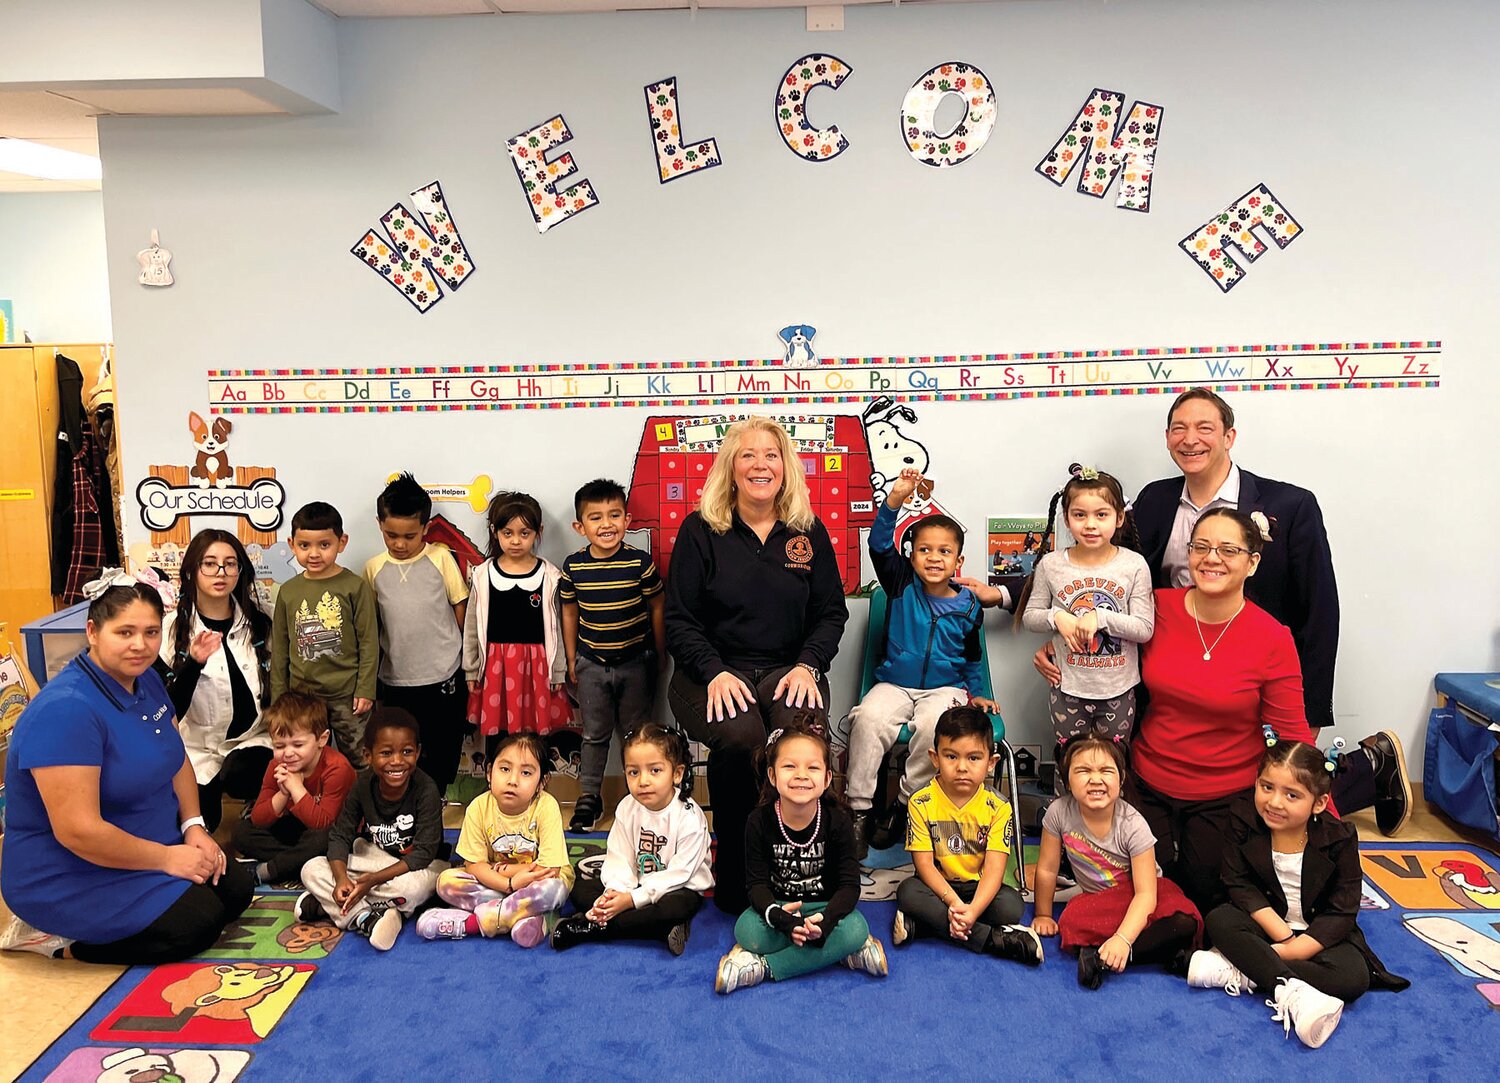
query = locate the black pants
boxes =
[896,876,1024,953]
[1128,775,1248,917]
[229,815,330,884]
[1329,748,1376,815]
[70,860,254,966]
[669,665,831,914]
[569,877,702,940]
[379,667,467,794]
[1205,904,1371,1003]
[197,746,274,833]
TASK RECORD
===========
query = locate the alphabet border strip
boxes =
[207,340,1440,414]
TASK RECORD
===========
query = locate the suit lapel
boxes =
[1246,825,1288,913]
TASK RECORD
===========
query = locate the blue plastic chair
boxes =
[853,586,1026,893]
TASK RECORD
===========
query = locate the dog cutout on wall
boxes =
[778,324,818,367]
[188,412,233,489]
[860,396,964,558]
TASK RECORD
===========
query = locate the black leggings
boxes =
[71,861,254,966]
[1205,904,1371,1003]
[197,746,274,833]
[569,878,702,940]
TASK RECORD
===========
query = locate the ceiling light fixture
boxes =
[0,138,102,181]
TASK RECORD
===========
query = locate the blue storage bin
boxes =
[1426,674,1500,840]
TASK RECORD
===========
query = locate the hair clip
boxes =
[1068,463,1084,479]
[134,565,178,610]
[1110,734,1124,744]
[1261,724,1278,747]
[82,567,158,602]
[1249,510,1274,542]
[1324,736,1345,774]
[1078,466,1100,481]
[765,728,785,749]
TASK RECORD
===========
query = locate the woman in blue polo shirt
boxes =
[666,416,849,914]
[0,572,252,962]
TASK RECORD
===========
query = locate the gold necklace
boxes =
[1189,590,1246,661]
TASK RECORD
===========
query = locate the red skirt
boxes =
[467,642,571,736]
[1058,876,1202,953]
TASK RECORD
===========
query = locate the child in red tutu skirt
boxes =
[1031,736,1201,989]
[463,492,570,759]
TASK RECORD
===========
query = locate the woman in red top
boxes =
[1132,508,1319,913]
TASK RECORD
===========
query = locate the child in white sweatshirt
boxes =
[550,723,713,956]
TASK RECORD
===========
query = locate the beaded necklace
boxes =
[774,798,821,848]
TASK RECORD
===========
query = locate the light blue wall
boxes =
[0,192,111,342]
[98,0,1500,750]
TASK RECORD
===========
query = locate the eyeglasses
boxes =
[201,561,241,576]
[1187,541,1247,559]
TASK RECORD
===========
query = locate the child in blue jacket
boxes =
[846,469,998,856]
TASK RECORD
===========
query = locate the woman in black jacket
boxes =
[665,417,848,913]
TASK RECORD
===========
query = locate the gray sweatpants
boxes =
[300,839,445,930]
[844,683,969,810]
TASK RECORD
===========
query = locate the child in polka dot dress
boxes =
[463,492,571,756]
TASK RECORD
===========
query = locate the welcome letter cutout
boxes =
[350,181,475,313]
[644,77,723,183]
[901,62,997,168]
[776,54,853,162]
[1036,88,1162,212]
[1179,184,1303,292]
[506,116,600,233]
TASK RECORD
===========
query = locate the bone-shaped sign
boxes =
[136,476,287,533]
[388,473,493,514]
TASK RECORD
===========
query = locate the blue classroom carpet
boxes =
[21,839,1500,1081]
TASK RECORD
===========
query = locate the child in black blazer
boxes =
[1187,741,1407,1048]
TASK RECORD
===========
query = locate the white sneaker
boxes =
[891,910,912,947]
[368,908,403,952]
[1267,977,1343,1048]
[1188,948,1256,996]
[0,915,73,958]
[715,945,767,995]
[843,935,889,978]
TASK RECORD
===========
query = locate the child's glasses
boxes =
[202,560,241,576]
[1186,541,1247,559]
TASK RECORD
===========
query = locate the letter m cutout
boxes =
[1036,88,1162,212]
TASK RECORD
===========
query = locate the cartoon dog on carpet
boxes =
[162,963,307,1038]
[94,1045,249,1083]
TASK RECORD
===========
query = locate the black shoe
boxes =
[1362,731,1411,836]
[1077,945,1107,990]
[234,857,263,886]
[868,800,908,852]
[294,891,328,923]
[850,810,871,861]
[570,794,604,833]
[550,914,609,952]
[1167,947,1193,979]
[989,925,1044,966]
[666,921,691,957]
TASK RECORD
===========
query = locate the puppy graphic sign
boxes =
[135,413,287,539]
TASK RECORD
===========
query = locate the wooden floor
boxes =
[0,790,1492,1080]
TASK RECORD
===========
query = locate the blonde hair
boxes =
[698,417,815,534]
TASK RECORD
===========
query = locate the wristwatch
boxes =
[797,662,821,683]
[180,815,207,835]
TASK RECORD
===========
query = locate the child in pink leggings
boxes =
[416,732,573,947]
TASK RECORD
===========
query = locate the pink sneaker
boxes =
[416,908,471,941]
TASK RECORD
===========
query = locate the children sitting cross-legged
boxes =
[1188,741,1408,1048]
[417,732,574,947]
[296,707,445,951]
[891,705,1042,965]
[715,720,888,994]
[231,691,355,887]
[846,468,999,857]
[1031,736,1202,989]
[551,724,712,956]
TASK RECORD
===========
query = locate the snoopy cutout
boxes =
[778,324,818,366]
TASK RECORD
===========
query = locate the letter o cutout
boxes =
[900,62,997,168]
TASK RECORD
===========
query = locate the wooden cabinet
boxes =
[0,343,115,640]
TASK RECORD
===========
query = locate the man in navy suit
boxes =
[1035,388,1410,833]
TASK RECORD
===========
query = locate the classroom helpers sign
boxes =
[349,55,1291,309]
